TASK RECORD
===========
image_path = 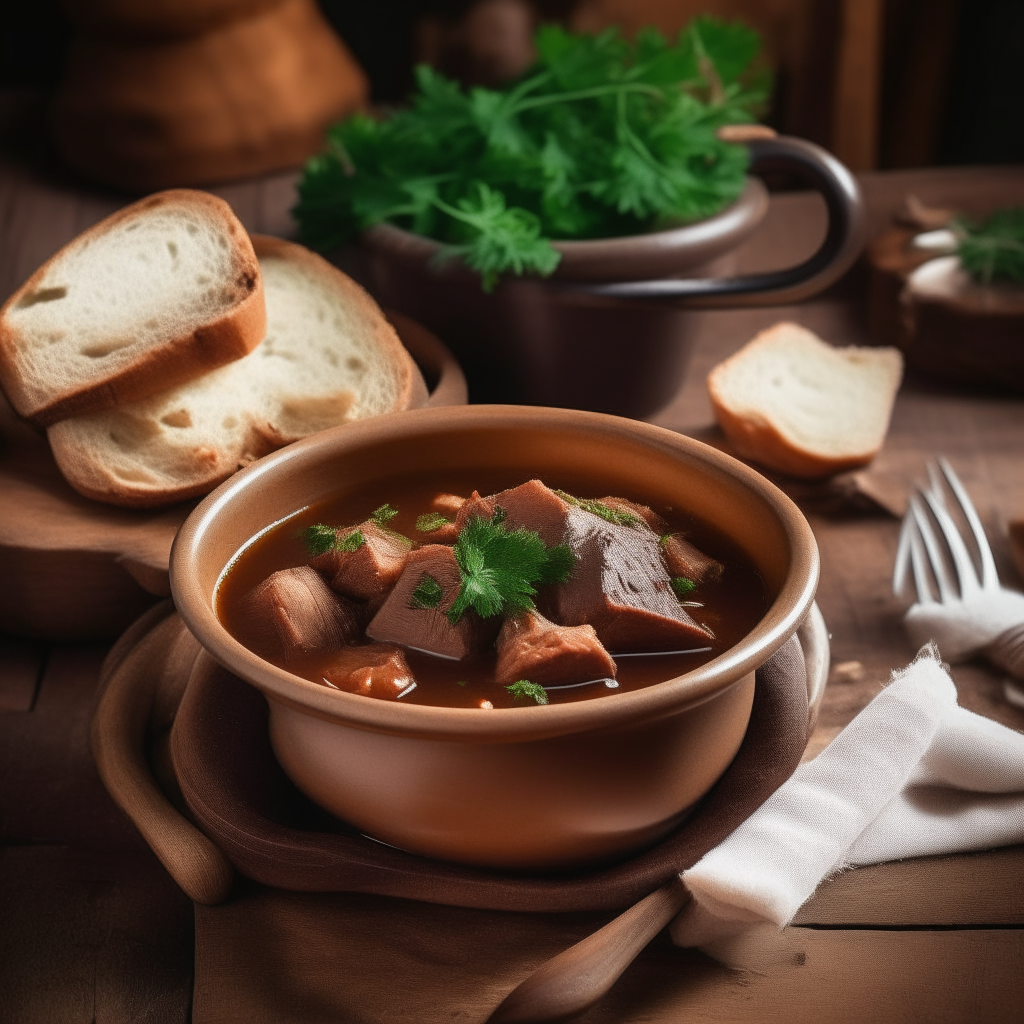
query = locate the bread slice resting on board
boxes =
[707,322,904,479]
[0,190,266,426]
[48,235,427,508]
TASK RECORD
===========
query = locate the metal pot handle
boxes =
[581,131,866,307]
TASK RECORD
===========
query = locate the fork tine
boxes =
[893,513,911,596]
[909,494,957,602]
[907,516,936,604]
[938,457,999,590]
[893,512,914,597]
[921,483,982,599]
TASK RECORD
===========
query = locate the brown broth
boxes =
[216,470,770,708]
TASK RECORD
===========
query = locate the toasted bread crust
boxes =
[48,237,429,508]
[707,389,879,479]
[0,189,266,426]
[706,322,902,480]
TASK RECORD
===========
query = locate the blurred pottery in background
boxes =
[867,197,1024,394]
[51,0,367,191]
[361,133,865,418]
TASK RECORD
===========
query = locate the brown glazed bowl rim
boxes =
[171,406,818,743]
[360,178,769,282]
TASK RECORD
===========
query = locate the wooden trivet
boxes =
[92,604,827,911]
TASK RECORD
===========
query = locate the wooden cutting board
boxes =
[0,312,466,641]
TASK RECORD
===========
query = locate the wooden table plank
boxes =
[0,845,193,1024]
[192,886,1024,1024]
[793,846,1024,926]
[0,645,143,848]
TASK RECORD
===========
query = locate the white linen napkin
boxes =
[904,590,1024,662]
[670,644,1024,955]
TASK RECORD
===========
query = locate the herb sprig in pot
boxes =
[295,18,769,291]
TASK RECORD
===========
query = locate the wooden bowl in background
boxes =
[50,0,367,191]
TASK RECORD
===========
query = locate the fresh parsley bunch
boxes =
[295,18,769,290]
[957,208,1024,286]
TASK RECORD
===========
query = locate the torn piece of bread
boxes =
[0,190,265,426]
[707,322,903,479]
[48,236,428,508]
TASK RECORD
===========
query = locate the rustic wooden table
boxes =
[2,101,1023,1021]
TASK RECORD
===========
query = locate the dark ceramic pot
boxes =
[360,134,865,418]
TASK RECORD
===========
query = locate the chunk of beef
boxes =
[322,643,415,700]
[430,493,466,518]
[310,521,412,606]
[596,496,669,535]
[493,480,714,652]
[488,479,571,546]
[366,544,499,659]
[453,489,497,532]
[495,610,616,685]
[240,566,363,664]
[661,534,724,584]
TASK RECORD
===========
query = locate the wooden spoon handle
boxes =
[488,877,691,1024]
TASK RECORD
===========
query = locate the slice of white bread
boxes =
[47,235,428,508]
[0,190,265,426]
[707,322,904,479]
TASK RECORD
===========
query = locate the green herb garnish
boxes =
[302,523,340,557]
[554,489,640,526]
[957,207,1024,285]
[416,512,453,532]
[506,680,549,705]
[302,524,365,556]
[446,516,575,624]
[338,529,366,553]
[410,572,444,609]
[456,680,468,687]
[371,504,400,527]
[295,18,768,291]
[671,576,697,596]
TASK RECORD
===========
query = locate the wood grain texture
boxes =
[193,885,1024,1024]
[0,845,193,1024]
[795,845,1024,926]
[0,644,144,848]
[488,880,692,1024]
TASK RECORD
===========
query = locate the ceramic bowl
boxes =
[171,405,819,870]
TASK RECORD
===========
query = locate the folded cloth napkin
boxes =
[670,644,1024,953]
[904,590,1024,663]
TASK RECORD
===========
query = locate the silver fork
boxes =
[893,457,1024,694]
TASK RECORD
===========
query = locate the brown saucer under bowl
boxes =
[170,405,819,871]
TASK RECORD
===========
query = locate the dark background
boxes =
[2,0,1023,167]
